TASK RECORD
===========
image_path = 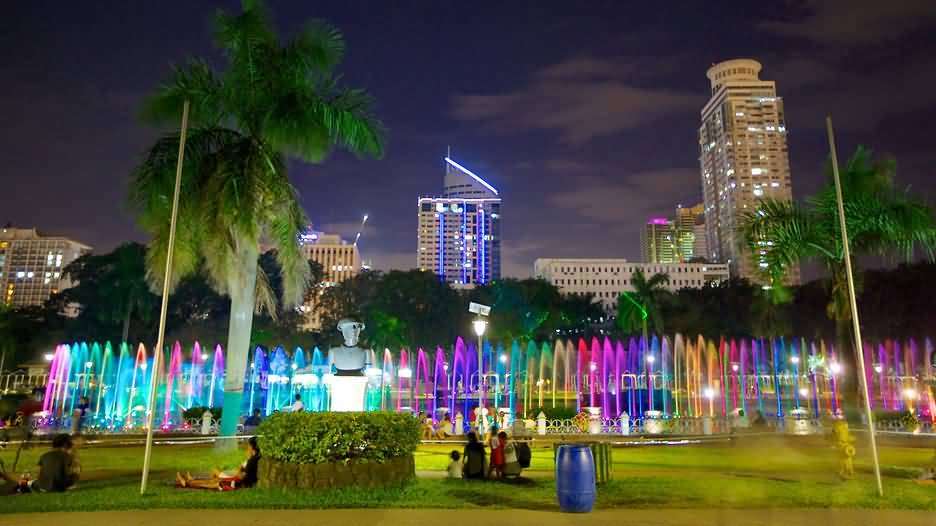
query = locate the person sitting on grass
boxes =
[446,450,463,479]
[176,437,261,490]
[28,433,80,493]
[462,432,486,480]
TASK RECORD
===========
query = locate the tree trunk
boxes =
[121,302,132,345]
[217,245,259,449]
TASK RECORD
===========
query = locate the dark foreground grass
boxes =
[2,439,934,513]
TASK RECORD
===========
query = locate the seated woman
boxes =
[177,437,260,490]
[462,432,486,480]
[435,415,454,439]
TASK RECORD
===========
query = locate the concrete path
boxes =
[5,509,935,526]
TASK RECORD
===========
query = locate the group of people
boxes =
[1,433,81,494]
[448,427,524,480]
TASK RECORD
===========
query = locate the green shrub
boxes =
[533,406,578,420]
[257,411,421,464]
[182,406,222,421]
[873,410,919,430]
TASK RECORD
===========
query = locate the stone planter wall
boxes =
[257,455,415,490]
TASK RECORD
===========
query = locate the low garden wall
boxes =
[255,411,421,491]
[258,454,415,490]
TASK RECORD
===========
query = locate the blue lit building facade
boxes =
[417,157,501,287]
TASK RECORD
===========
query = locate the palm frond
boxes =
[253,262,277,319]
[140,59,224,127]
[281,20,345,76]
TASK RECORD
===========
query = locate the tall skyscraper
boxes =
[417,156,501,287]
[640,218,676,264]
[298,227,360,330]
[674,203,705,262]
[0,227,91,308]
[698,58,798,283]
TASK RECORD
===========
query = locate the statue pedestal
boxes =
[329,376,368,412]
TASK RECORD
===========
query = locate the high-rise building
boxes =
[298,228,360,331]
[640,218,676,264]
[698,58,798,283]
[674,203,705,262]
[534,258,729,311]
[0,227,91,308]
[692,218,708,262]
[417,157,501,287]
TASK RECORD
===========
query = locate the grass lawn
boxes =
[2,437,934,513]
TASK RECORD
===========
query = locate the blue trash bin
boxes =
[555,444,596,513]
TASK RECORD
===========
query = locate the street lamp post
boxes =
[826,115,883,497]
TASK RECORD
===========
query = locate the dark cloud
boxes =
[759,0,936,45]
[451,57,702,145]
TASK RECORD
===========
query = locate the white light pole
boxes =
[826,115,883,497]
[140,100,190,495]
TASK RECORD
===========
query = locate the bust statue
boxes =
[327,318,371,376]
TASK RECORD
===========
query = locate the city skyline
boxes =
[3,2,936,280]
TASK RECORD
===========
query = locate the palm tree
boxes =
[0,304,16,373]
[63,243,155,344]
[741,147,936,388]
[616,269,670,339]
[129,1,384,437]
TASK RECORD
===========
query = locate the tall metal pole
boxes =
[140,100,190,495]
[826,116,883,497]
[477,329,483,409]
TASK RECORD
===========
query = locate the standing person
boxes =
[72,396,90,435]
[462,432,486,480]
[290,393,305,412]
[488,427,504,478]
[243,409,262,433]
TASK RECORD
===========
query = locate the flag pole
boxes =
[825,115,883,497]
[140,100,190,495]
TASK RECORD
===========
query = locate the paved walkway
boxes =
[5,509,936,526]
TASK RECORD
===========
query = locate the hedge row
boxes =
[256,411,421,464]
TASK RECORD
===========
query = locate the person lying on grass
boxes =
[176,437,260,490]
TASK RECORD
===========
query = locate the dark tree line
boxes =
[3,242,935,368]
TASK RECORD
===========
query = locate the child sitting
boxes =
[447,450,463,479]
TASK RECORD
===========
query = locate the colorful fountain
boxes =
[38,334,935,430]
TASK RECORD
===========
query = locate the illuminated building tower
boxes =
[640,218,677,264]
[674,203,705,262]
[298,228,360,330]
[417,156,501,287]
[699,58,799,283]
[0,227,90,308]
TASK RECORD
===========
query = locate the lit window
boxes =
[770,182,780,187]
[751,168,763,175]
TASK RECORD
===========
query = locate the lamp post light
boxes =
[473,319,488,395]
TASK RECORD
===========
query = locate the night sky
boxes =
[4,1,936,278]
